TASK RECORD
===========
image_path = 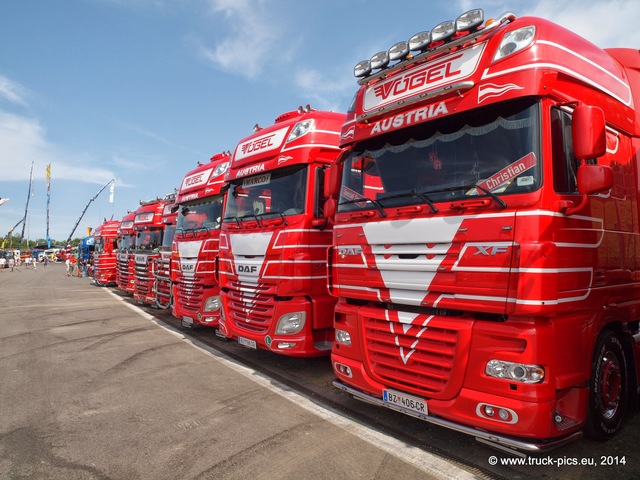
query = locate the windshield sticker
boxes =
[242,173,271,188]
[478,152,536,192]
[340,185,368,207]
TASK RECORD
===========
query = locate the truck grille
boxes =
[363,310,471,398]
[174,277,204,314]
[134,255,154,298]
[226,281,273,334]
[154,256,171,304]
[94,254,116,283]
[116,256,132,289]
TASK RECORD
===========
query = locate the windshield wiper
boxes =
[256,211,288,226]
[223,216,241,227]
[377,189,439,213]
[425,184,507,209]
[238,212,263,227]
[338,197,387,217]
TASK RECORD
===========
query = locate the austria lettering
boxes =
[370,102,448,134]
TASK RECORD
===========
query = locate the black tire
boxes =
[585,330,628,440]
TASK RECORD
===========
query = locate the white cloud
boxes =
[522,0,640,48]
[455,0,640,48]
[0,110,119,186]
[197,0,282,79]
[294,68,355,111]
[0,74,29,106]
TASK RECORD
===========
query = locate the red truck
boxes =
[92,218,121,286]
[133,198,166,305]
[218,106,345,357]
[116,212,136,294]
[154,193,178,309]
[171,153,230,328]
[329,9,640,451]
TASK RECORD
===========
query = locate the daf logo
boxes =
[473,245,509,256]
[338,247,362,258]
[238,265,258,274]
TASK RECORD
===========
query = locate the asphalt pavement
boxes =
[0,262,481,480]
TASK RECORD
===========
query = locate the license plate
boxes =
[383,388,428,416]
[181,316,194,328]
[238,336,257,349]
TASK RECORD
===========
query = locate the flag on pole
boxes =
[109,181,115,203]
[46,164,51,248]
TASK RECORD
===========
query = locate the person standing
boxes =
[8,257,14,272]
[65,257,71,276]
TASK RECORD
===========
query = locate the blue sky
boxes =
[1,0,639,243]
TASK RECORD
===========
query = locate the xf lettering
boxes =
[474,245,509,256]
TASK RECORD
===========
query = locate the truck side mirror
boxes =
[577,163,613,195]
[561,105,611,215]
[325,155,344,200]
[572,105,606,160]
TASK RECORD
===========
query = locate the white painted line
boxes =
[105,289,480,480]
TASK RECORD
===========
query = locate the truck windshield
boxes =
[161,225,176,248]
[94,237,106,254]
[224,164,307,223]
[135,229,162,250]
[176,195,224,233]
[338,98,541,212]
[118,235,135,251]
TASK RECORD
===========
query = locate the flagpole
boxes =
[19,161,34,249]
[46,164,51,248]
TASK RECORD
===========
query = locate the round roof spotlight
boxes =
[431,20,456,43]
[354,59,372,78]
[389,40,410,62]
[456,9,484,32]
[409,31,431,51]
[370,50,390,70]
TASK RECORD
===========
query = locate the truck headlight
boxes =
[286,120,314,143]
[493,26,536,62]
[275,312,306,334]
[485,359,544,383]
[204,295,221,312]
[335,329,351,346]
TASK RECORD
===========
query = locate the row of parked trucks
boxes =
[89,9,640,453]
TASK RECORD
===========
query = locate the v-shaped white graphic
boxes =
[389,312,434,365]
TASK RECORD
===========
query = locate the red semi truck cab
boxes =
[154,193,177,309]
[116,212,136,294]
[132,198,166,305]
[218,106,345,357]
[171,153,230,328]
[329,9,640,451]
[92,219,121,286]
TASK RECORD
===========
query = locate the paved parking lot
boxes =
[0,263,478,480]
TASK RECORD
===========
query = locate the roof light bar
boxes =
[456,9,484,32]
[353,8,487,78]
[409,31,431,52]
[431,20,456,43]
[370,50,390,70]
[389,40,410,62]
[354,59,372,78]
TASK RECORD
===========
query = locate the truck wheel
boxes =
[585,330,628,440]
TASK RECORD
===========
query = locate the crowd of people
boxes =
[2,253,93,277]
